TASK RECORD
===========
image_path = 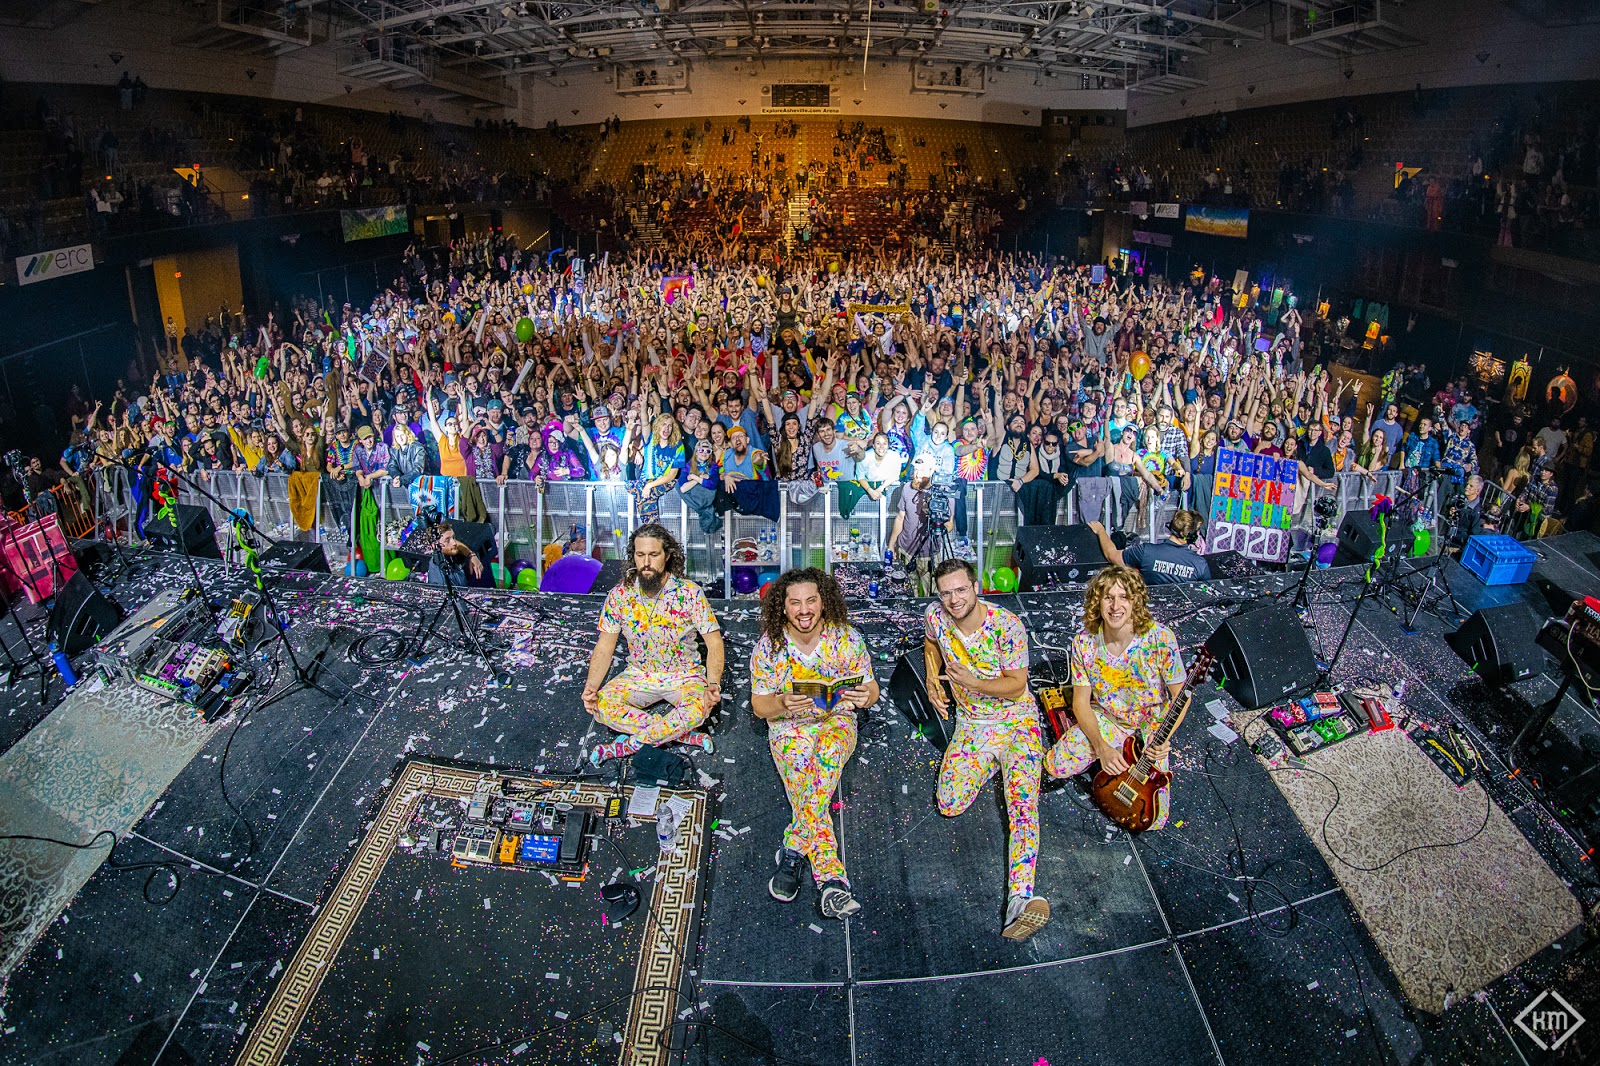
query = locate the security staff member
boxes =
[1088,510,1211,586]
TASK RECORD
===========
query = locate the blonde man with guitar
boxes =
[1045,565,1192,833]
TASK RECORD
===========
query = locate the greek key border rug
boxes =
[233,757,708,1066]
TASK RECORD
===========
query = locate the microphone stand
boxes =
[87,448,150,588]
[103,449,220,626]
[1314,467,1442,688]
[129,453,363,709]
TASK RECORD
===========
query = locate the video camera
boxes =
[921,481,956,524]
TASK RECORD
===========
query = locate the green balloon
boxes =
[384,557,410,580]
[993,567,1019,593]
[516,567,539,591]
[1410,528,1432,557]
[254,356,270,379]
[515,317,535,344]
[489,562,505,588]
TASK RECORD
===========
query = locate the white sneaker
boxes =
[1002,894,1051,941]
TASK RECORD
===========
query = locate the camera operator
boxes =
[890,453,956,568]
[1088,509,1211,586]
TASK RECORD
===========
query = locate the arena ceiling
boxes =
[317,0,1419,96]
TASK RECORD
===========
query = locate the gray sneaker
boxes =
[769,848,805,903]
[819,880,861,920]
[1002,894,1051,941]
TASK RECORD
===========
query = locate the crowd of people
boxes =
[16,235,1589,582]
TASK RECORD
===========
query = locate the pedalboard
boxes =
[442,787,594,879]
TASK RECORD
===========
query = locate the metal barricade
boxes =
[91,468,1470,592]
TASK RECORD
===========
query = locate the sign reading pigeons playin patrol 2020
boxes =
[1208,447,1297,563]
[16,243,95,286]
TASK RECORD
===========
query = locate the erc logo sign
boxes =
[1514,989,1585,1051]
[16,243,95,286]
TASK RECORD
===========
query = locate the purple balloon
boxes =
[732,567,760,594]
[1316,542,1339,566]
[541,554,603,594]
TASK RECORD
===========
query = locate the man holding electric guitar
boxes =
[1045,565,1205,835]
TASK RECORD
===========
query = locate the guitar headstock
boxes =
[1186,646,1218,688]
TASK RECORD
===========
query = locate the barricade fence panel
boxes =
[100,469,1452,590]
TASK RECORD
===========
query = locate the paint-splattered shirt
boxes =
[924,601,1035,723]
[749,625,873,718]
[1070,624,1184,731]
[599,576,720,678]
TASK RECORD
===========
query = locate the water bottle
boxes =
[656,804,680,852]
[49,642,77,688]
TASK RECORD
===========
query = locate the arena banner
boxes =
[1207,447,1295,562]
[1153,203,1181,219]
[15,242,94,286]
[1184,205,1249,239]
[340,205,409,242]
[1131,229,1173,248]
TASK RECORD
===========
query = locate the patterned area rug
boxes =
[1241,716,1581,1013]
[0,680,215,983]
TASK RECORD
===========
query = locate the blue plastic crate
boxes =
[1459,534,1537,586]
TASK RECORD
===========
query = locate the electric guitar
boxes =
[1087,646,1215,835]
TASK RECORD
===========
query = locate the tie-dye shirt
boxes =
[598,576,720,678]
[1070,624,1184,731]
[749,624,873,718]
[923,601,1035,723]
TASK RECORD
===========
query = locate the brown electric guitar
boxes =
[1087,646,1215,835]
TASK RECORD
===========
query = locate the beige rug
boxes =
[1238,713,1582,1014]
[0,680,216,984]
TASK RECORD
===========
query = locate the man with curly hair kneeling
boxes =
[749,568,878,920]
[1045,564,1185,830]
[584,523,724,765]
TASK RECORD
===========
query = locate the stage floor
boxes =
[3,534,1600,1066]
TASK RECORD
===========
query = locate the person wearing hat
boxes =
[589,404,625,454]
[351,424,391,490]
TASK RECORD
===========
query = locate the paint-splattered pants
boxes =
[937,714,1043,899]
[1045,715,1171,831]
[769,713,857,886]
[595,668,709,747]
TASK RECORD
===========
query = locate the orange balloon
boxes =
[1130,350,1151,381]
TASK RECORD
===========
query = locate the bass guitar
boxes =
[1087,646,1215,835]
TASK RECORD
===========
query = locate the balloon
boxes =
[992,567,1019,593]
[522,283,534,295]
[1130,351,1151,381]
[254,356,269,379]
[758,581,774,600]
[516,567,540,591]
[732,568,760,594]
[442,310,456,323]
[758,570,780,586]
[384,558,411,580]
[1410,528,1432,557]
[515,317,535,344]
[489,562,505,587]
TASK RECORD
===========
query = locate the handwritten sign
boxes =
[1208,447,1296,562]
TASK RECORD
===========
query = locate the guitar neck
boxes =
[1129,660,1207,776]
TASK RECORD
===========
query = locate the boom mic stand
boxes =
[142,458,364,709]
[1313,467,1441,688]
[99,448,219,625]
[408,538,508,687]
